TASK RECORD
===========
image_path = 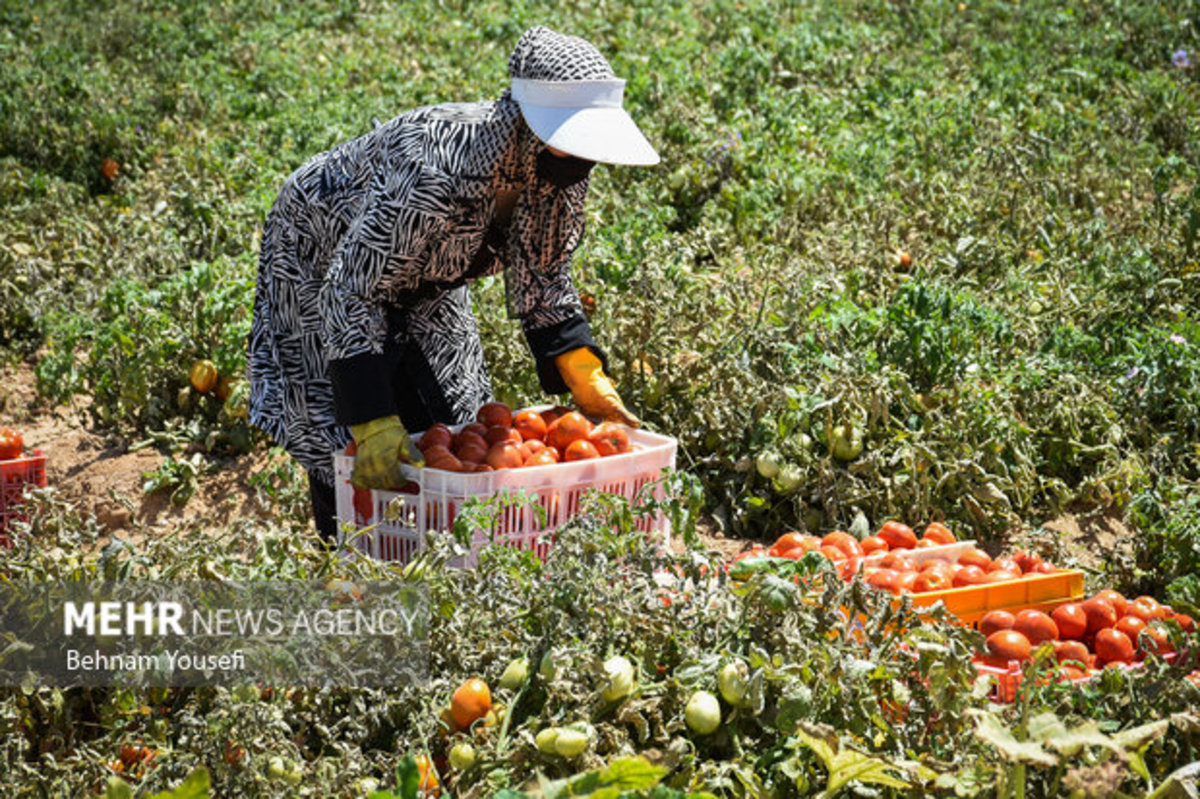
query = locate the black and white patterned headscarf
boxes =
[497,26,615,319]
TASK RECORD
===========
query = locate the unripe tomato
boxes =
[600,655,635,702]
[830,423,863,461]
[718,659,749,707]
[535,728,560,754]
[684,691,721,735]
[448,742,476,771]
[499,658,529,690]
[554,728,590,757]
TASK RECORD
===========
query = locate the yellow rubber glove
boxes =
[349,415,423,489]
[555,348,641,427]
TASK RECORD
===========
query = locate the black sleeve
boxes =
[523,313,609,395]
[329,352,401,426]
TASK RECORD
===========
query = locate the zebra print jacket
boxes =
[247,94,604,484]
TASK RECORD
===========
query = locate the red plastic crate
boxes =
[974,651,1181,703]
[0,451,47,543]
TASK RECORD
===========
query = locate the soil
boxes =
[1,358,1140,568]
[0,360,285,546]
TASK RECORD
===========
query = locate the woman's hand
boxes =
[349,415,423,489]
[555,348,641,427]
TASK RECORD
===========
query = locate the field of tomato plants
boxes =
[2,0,1199,796]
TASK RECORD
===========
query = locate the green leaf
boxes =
[104,778,134,799]
[542,757,667,799]
[394,755,420,799]
[1027,713,1115,757]
[791,725,913,798]
[149,767,211,799]
[1111,718,1170,752]
[969,710,1057,767]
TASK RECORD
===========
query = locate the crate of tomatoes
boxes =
[972,590,1197,702]
[333,403,677,566]
[0,425,46,544]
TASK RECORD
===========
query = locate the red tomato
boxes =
[476,402,513,428]
[0,427,24,460]
[922,522,956,545]
[877,521,917,550]
[1052,604,1089,640]
[1081,597,1118,635]
[979,610,1016,638]
[513,410,548,441]
[588,422,631,456]
[912,571,952,593]
[563,440,601,461]
[418,424,453,452]
[1094,628,1134,665]
[860,536,888,555]
[1013,610,1058,645]
[986,630,1032,664]
[957,547,992,570]
[1095,589,1129,618]
[954,565,989,587]
[821,531,863,559]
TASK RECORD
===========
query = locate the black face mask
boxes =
[535,147,595,189]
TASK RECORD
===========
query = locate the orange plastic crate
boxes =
[901,569,1086,626]
[0,451,47,544]
[975,651,1181,703]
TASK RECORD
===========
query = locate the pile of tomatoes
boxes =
[739,521,1061,593]
[977,591,1195,678]
[415,402,632,473]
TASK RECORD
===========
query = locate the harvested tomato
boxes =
[1052,604,1089,640]
[1114,615,1147,641]
[954,565,989,587]
[912,571,951,593]
[915,538,938,549]
[988,557,1020,574]
[1081,597,1118,635]
[979,610,1016,638]
[821,531,863,559]
[588,422,630,456]
[860,535,888,555]
[1142,624,1174,656]
[922,521,955,545]
[485,443,524,470]
[1094,628,1134,665]
[1013,609,1058,646]
[770,532,808,555]
[540,405,572,429]
[877,521,917,550]
[1053,640,1091,668]
[455,442,488,464]
[1011,550,1042,574]
[546,412,593,450]
[877,553,916,572]
[476,402,513,428]
[450,678,492,730]
[1127,597,1166,622]
[818,544,847,562]
[986,630,1032,664]
[957,547,992,570]
[984,569,1022,584]
[419,424,454,451]
[564,439,600,461]
[1095,589,1129,618]
[867,569,901,593]
[1173,613,1195,632]
[0,427,23,461]
[513,409,548,441]
[895,571,918,592]
[485,426,523,446]
[525,450,558,467]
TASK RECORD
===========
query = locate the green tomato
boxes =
[554,728,590,757]
[499,657,529,690]
[755,451,781,479]
[718,659,749,707]
[831,424,864,461]
[535,728,560,755]
[449,741,476,771]
[538,650,559,681]
[774,463,803,492]
[266,756,288,782]
[284,762,304,787]
[600,655,635,702]
[685,691,722,735]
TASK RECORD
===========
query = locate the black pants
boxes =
[309,471,339,543]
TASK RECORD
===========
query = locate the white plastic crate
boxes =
[333,426,677,567]
[862,540,977,567]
